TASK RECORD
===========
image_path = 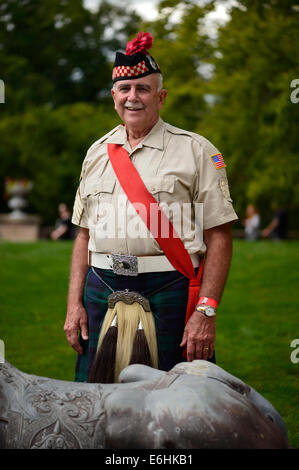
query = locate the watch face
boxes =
[196,305,216,317]
[205,307,215,317]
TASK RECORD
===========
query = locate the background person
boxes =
[261,206,288,241]
[50,203,75,241]
[243,204,260,241]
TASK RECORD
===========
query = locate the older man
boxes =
[64,32,238,382]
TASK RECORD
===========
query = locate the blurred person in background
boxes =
[262,206,288,241]
[50,203,75,240]
[243,204,260,241]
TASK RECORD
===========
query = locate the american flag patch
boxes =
[210,153,226,169]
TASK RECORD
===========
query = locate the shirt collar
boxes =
[142,118,165,150]
[105,118,165,151]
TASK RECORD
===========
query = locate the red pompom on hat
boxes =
[112,31,161,83]
[125,32,153,55]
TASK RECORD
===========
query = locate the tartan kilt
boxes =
[75,266,215,382]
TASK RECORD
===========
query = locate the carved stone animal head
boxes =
[0,359,289,449]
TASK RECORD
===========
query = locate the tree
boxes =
[199,0,299,225]
[141,0,299,228]
[0,102,120,223]
[0,0,140,223]
[0,0,140,112]
[2,0,298,230]
[141,0,215,131]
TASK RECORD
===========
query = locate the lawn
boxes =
[0,239,298,448]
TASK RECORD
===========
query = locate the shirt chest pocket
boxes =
[82,179,116,223]
[143,175,176,204]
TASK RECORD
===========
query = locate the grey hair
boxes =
[156,73,163,92]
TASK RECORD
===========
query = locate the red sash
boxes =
[107,143,203,356]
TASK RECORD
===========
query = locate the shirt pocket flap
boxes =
[144,175,176,194]
[82,179,116,198]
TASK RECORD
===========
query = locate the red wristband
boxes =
[197,296,218,309]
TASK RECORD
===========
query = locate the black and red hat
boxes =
[112,32,161,83]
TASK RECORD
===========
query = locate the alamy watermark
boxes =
[0,79,4,103]
[89,197,204,242]
[290,339,299,364]
[290,79,299,103]
[0,339,4,363]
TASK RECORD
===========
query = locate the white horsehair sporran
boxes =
[88,255,159,383]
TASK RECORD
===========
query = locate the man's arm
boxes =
[50,223,68,240]
[180,222,233,361]
[64,227,89,354]
[261,218,279,238]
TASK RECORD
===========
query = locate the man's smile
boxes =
[124,103,145,111]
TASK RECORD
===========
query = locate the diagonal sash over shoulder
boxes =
[107,143,204,353]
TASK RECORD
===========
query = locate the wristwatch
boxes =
[196,305,217,317]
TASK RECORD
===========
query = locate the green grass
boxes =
[0,241,75,380]
[0,239,298,448]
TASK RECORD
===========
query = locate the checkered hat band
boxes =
[112,60,149,79]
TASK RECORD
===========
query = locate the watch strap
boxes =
[198,296,218,309]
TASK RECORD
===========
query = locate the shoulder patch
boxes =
[219,177,232,202]
[210,153,226,169]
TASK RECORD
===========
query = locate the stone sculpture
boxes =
[0,358,289,449]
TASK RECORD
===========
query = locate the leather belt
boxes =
[89,251,200,276]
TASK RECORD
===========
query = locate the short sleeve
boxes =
[71,168,89,228]
[194,137,238,230]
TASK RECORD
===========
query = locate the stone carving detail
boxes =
[31,419,79,449]
[0,359,290,449]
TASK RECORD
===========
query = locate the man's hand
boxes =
[180,222,232,362]
[64,303,88,355]
[64,227,89,355]
[180,310,216,361]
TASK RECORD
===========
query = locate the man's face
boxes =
[111,74,167,132]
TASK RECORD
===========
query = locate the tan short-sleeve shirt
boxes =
[72,118,238,255]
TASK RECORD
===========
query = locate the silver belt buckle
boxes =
[111,254,138,276]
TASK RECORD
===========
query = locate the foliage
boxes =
[0,0,140,112]
[142,0,299,228]
[142,0,215,131]
[195,0,299,223]
[0,0,137,223]
[0,102,120,223]
[0,0,298,228]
